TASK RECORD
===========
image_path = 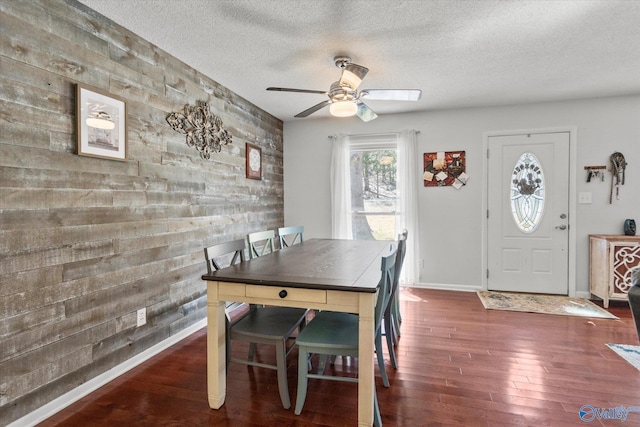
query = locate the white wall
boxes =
[283,95,640,295]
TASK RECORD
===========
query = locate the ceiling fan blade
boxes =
[267,87,327,95]
[339,64,369,90]
[360,89,422,101]
[294,100,332,118]
[356,101,377,122]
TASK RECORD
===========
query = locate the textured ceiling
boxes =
[77,0,640,122]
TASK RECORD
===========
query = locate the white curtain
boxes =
[330,135,352,239]
[396,130,420,285]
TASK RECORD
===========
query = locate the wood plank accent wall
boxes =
[0,1,284,424]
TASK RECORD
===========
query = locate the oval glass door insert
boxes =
[511,152,545,233]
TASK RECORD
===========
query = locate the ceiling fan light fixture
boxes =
[341,71,362,91]
[329,101,358,117]
[340,64,368,91]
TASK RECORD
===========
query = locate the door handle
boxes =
[555,224,567,230]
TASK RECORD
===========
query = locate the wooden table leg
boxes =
[358,292,376,426]
[207,281,226,409]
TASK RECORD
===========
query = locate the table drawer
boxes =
[246,285,327,304]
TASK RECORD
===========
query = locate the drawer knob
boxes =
[278,290,288,299]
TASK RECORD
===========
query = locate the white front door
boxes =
[487,132,570,294]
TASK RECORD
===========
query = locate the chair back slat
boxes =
[375,248,397,334]
[399,228,408,265]
[390,231,408,297]
[277,226,304,248]
[204,239,246,274]
[247,230,276,259]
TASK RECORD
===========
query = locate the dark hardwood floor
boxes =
[38,288,640,426]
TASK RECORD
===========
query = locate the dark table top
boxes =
[202,238,394,293]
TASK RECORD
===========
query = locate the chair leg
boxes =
[374,389,382,427]
[248,342,257,361]
[295,346,309,415]
[390,303,399,346]
[275,339,291,409]
[375,333,390,388]
[384,315,398,369]
[392,296,402,337]
[391,320,399,346]
[225,318,231,374]
[317,354,329,373]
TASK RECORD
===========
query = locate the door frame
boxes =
[481,126,578,296]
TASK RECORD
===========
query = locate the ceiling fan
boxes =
[266,56,422,122]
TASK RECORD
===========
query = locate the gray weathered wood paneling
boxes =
[0,0,284,423]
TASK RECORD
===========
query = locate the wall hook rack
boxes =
[584,165,606,183]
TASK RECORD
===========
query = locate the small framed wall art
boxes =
[246,143,262,180]
[423,150,467,188]
[76,84,127,161]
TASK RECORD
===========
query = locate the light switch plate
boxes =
[578,192,592,204]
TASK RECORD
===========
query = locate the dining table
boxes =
[201,238,394,427]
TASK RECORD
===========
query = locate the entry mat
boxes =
[607,343,640,371]
[477,290,618,319]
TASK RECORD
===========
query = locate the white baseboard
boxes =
[576,290,591,299]
[406,283,593,298]
[9,318,207,427]
[405,282,481,292]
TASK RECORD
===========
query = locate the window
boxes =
[510,152,545,233]
[331,131,419,284]
[349,147,397,240]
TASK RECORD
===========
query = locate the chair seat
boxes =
[295,311,358,349]
[232,307,308,340]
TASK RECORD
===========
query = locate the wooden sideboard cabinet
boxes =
[589,234,640,307]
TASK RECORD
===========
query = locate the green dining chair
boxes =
[247,229,276,259]
[203,238,308,409]
[383,231,407,370]
[391,229,408,342]
[277,225,304,249]
[293,248,397,426]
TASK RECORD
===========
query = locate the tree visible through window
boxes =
[350,149,397,240]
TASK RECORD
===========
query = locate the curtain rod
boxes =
[328,130,420,139]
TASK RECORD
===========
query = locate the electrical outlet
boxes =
[136,308,146,327]
[419,259,425,269]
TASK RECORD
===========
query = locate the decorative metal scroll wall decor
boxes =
[166,101,232,160]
